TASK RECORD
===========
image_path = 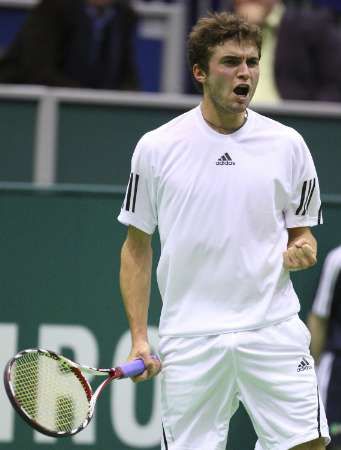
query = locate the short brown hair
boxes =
[187,12,262,87]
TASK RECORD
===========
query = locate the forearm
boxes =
[120,238,152,345]
[119,228,160,382]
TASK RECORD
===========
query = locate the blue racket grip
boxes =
[118,355,159,378]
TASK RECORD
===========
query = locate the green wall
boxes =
[1,186,340,450]
[0,100,37,182]
[57,103,180,186]
[0,98,340,193]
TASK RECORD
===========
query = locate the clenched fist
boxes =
[283,238,317,272]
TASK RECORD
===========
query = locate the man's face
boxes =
[198,39,260,114]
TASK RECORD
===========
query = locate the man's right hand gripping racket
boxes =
[3,348,158,437]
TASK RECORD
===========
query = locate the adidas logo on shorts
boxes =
[297,357,312,372]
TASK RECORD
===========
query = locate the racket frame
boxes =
[3,348,122,437]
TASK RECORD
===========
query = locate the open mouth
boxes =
[233,84,250,96]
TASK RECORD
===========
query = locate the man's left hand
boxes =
[283,238,317,271]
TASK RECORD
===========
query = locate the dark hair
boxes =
[187,12,262,89]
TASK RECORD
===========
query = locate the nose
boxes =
[237,61,250,80]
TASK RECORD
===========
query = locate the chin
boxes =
[230,104,248,114]
[213,96,247,115]
[227,97,250,112]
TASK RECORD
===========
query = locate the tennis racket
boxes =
[3,348,157,437]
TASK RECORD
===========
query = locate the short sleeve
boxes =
[312,249,341,318]
[117,136,157,234]
[284,133,323,228]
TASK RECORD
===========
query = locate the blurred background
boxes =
[0,1,341,449]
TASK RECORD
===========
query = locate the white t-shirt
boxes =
[118,105,323,337]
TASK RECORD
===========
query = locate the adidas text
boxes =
[216,161,236,166]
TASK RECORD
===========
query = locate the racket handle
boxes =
[117,355,158,378]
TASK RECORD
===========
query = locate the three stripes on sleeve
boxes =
[124,172,140,213]
[296,178,322,224]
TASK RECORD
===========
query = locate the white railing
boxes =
[1,85,341,186]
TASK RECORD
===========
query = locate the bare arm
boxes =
[283,227,317,271]
[307,312,328,364]
[120,225,160,382]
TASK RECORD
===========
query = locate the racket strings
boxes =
[13,351,39,418]
[11,352,91,433]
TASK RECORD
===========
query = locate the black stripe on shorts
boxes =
[317,385,321,438]
[162,424,169,450]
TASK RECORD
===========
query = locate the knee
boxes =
[291,437,325,449]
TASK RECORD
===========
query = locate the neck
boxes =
[201,101,248,135]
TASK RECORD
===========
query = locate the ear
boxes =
[193,64,207,85]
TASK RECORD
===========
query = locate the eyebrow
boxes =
[220,55,259,61]
[219,56,260,66]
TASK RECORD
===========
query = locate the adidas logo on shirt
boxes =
[297,357,312,372]
[216,152,235,166]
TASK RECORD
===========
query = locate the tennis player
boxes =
[308,247,341,450]
[118,12,330,450]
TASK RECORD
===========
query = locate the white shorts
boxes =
[159,315,330,450]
